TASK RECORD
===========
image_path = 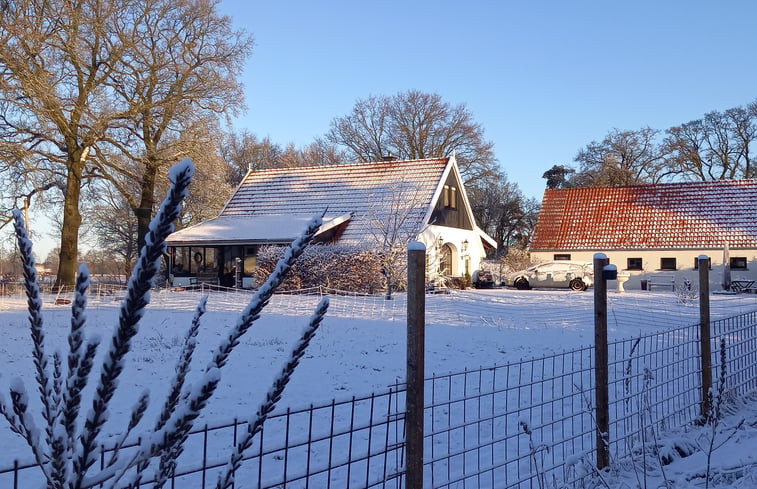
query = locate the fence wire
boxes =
[4,282,754,330]
[417,310,757,489]
[3,286,757,489]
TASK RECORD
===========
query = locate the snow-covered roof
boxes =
[477,227,498,249]
[172,158,450,246]
[531,179,757,250]
[167,214,352,245]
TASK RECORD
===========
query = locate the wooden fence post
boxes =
[593,254,611,470]
[406,241,426,489]
[698,255,712,418]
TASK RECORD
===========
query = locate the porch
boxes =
[168,244,260,288]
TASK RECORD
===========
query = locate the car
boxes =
[505,261,594,291]
[473,270,494,289]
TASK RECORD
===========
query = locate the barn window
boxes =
[660,258,677,270]
[442,185,457,209]
[627,258,643,270]
[730,257,748,270]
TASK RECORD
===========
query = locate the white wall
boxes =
[418,225,487,279]
[531,249,757,291]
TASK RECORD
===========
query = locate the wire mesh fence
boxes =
[4,282,755,330]
[0,390,407,489]
[2,286,757,488]
[415,309,757,489]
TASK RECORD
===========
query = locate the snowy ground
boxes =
[1,287,757,487]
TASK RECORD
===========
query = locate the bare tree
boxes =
[725,102,757,178]
[220,133,344,186]
[365,180,429,299]
[94,0,252,252]
[326,90,498,186]
[221,130,284,185]
[296,138,346,167]
[664,101,757,181]
[88,183,139,280]
[469,171,539,250]
[178,140,235,228]
[573,127,673,186]
[0,0,252,285]
[0,0,137,286]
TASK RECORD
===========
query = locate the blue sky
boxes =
[18,0,757,260]
[217,0,757,200]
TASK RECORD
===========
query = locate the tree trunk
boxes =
[134,163,158,253]
[55,161,85,288]
[385,281,393,300]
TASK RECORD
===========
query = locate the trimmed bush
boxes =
[253,244,385,294]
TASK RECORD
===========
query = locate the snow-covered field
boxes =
[1,287,757,487]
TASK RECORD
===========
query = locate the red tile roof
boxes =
[530,180,757,250]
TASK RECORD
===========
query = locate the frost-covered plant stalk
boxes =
[0,158,329,489]
[518,418,549,489]
[699,338,744,489]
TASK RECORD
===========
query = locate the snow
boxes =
[1,288,757,488]
[166,214,340,245]
[408,240,426,251]
[167,158,194,182]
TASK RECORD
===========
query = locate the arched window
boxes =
[439,244,453,275]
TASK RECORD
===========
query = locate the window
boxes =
[627,257,643,270]
[244,256,257,274]
[442,185,457,209]
[694,257,712,270]
[553,254,571,261]
[660,257,677,271]
[730,257,748,270]
[172,247,190,275]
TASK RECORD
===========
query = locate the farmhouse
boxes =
[530,179,757,290]
[166,156,496,288]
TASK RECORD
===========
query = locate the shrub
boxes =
[500,246,535,274]
[254,244,385,293]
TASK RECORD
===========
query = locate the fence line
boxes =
[4,282,755,330]
[415,310,757,489]
[3,287,757,488]
[0,390,408,489]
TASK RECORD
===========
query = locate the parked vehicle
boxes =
[473,270,494,289]
[505,261,594,291]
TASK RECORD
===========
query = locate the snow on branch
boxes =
[74,159,194,487]
[215,296,330,489]
[12,210,54,458]
[1,158,329,489]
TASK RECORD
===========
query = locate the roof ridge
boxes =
[244,157,449,175]
[545,178,757,195]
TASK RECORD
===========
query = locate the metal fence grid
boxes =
[0,390,407,489]
[3,291,757,488]
[418,310,757,489]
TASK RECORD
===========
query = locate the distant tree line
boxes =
[0,0,253,286]
[0,2,533,284]
[543,100,757,189]
[222,90,538,255]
